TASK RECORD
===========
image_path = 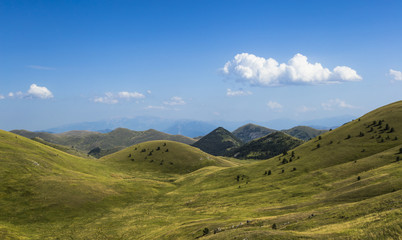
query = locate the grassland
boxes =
[1,101,402,239]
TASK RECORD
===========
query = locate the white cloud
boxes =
[7,84,53,99]
[321,99,355,110]
[0,94,4,100]
[94,92,118,104]
[27,84,54,99]
[389,69,402,81]
[94,91,145,104]
[146,90,152,94]
[163,96,185,106]
[27,65,55,70]
[226,88,252,96]
[118,91,145,99]
[267,101,283,110]
[222,53,362,86]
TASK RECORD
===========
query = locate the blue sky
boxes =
[1,0,402,131]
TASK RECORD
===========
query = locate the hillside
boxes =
[192,127,243,156]
[230,131,304,159]
[1,101,402,239]
[31,137,93,158]
[11,128,196,158]
[101,140,237,174]
[232,123,276,143]
[282,125,327,141]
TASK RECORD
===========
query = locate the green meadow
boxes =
[1,101,402,239]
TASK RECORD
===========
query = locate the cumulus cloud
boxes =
[389,69,402,81]
[163,96,185,106]
[0,94,4,100]
[94,92,118,104]
[94,91,145,104]
[226,88,252,96]
[118,91,145,99]
[267,101,283,110]
[27,84,54,99]
[7,84,53,99]
[222,53,362,86]
[321,99,355,110]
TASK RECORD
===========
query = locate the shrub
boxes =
[281,169,285,173]
[268,170,271,175]
[397,156,400,162]
[156,147,160,151]
[166,149,169,152]
[357,176,361,181]
[346,134,351,139]
[316,144,320,148]
[318,136,322,140]
[292,167,296,171]
[272,223,277,229]
[203,228,209,235]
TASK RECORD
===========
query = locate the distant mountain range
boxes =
[11,128,195,158]
[40,115,355,138]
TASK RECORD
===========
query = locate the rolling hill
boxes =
[11,128,196,158]
[192,127,243,156]
[282,125,327,141]
[232,123,276,143]
[1,101,402,239]
[230,131,304,159]
[101,140,237,174]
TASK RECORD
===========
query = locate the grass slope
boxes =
[1,101,402,239]
[100,140,237,175]
[282,126,328,141]
[230,131,304,160]
[11,128,196,158]
[232,123,276,143]
[31,137,92,158]
[192,127,243,156]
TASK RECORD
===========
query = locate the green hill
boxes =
[282,125,327,141]
[101,140,237,175]
[1,101,402,239]
[31,137,92,158]
[230,131,304,159]
[232,123,276,143]
[11,128,196,158]
[192,127,243,156]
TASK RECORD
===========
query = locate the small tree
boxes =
[268,170,271,175]
[317,143,320,149]
[357,176,361,181]
[203,228,209,235]
[397,156,400,162]
[281,169,285,173]
[318,136,322,140]
[272,223,277,230]
[292,167,297,171]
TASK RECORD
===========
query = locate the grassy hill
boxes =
[1,101,402,239]
[282,125,328,141]
[31,137,92,158]
[232,123,276,143]
[230,131,304,159]
[100,140,237,175]
[11,128,196,158]
[192,127,243,156]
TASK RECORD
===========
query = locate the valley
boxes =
[1,101,401,239]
